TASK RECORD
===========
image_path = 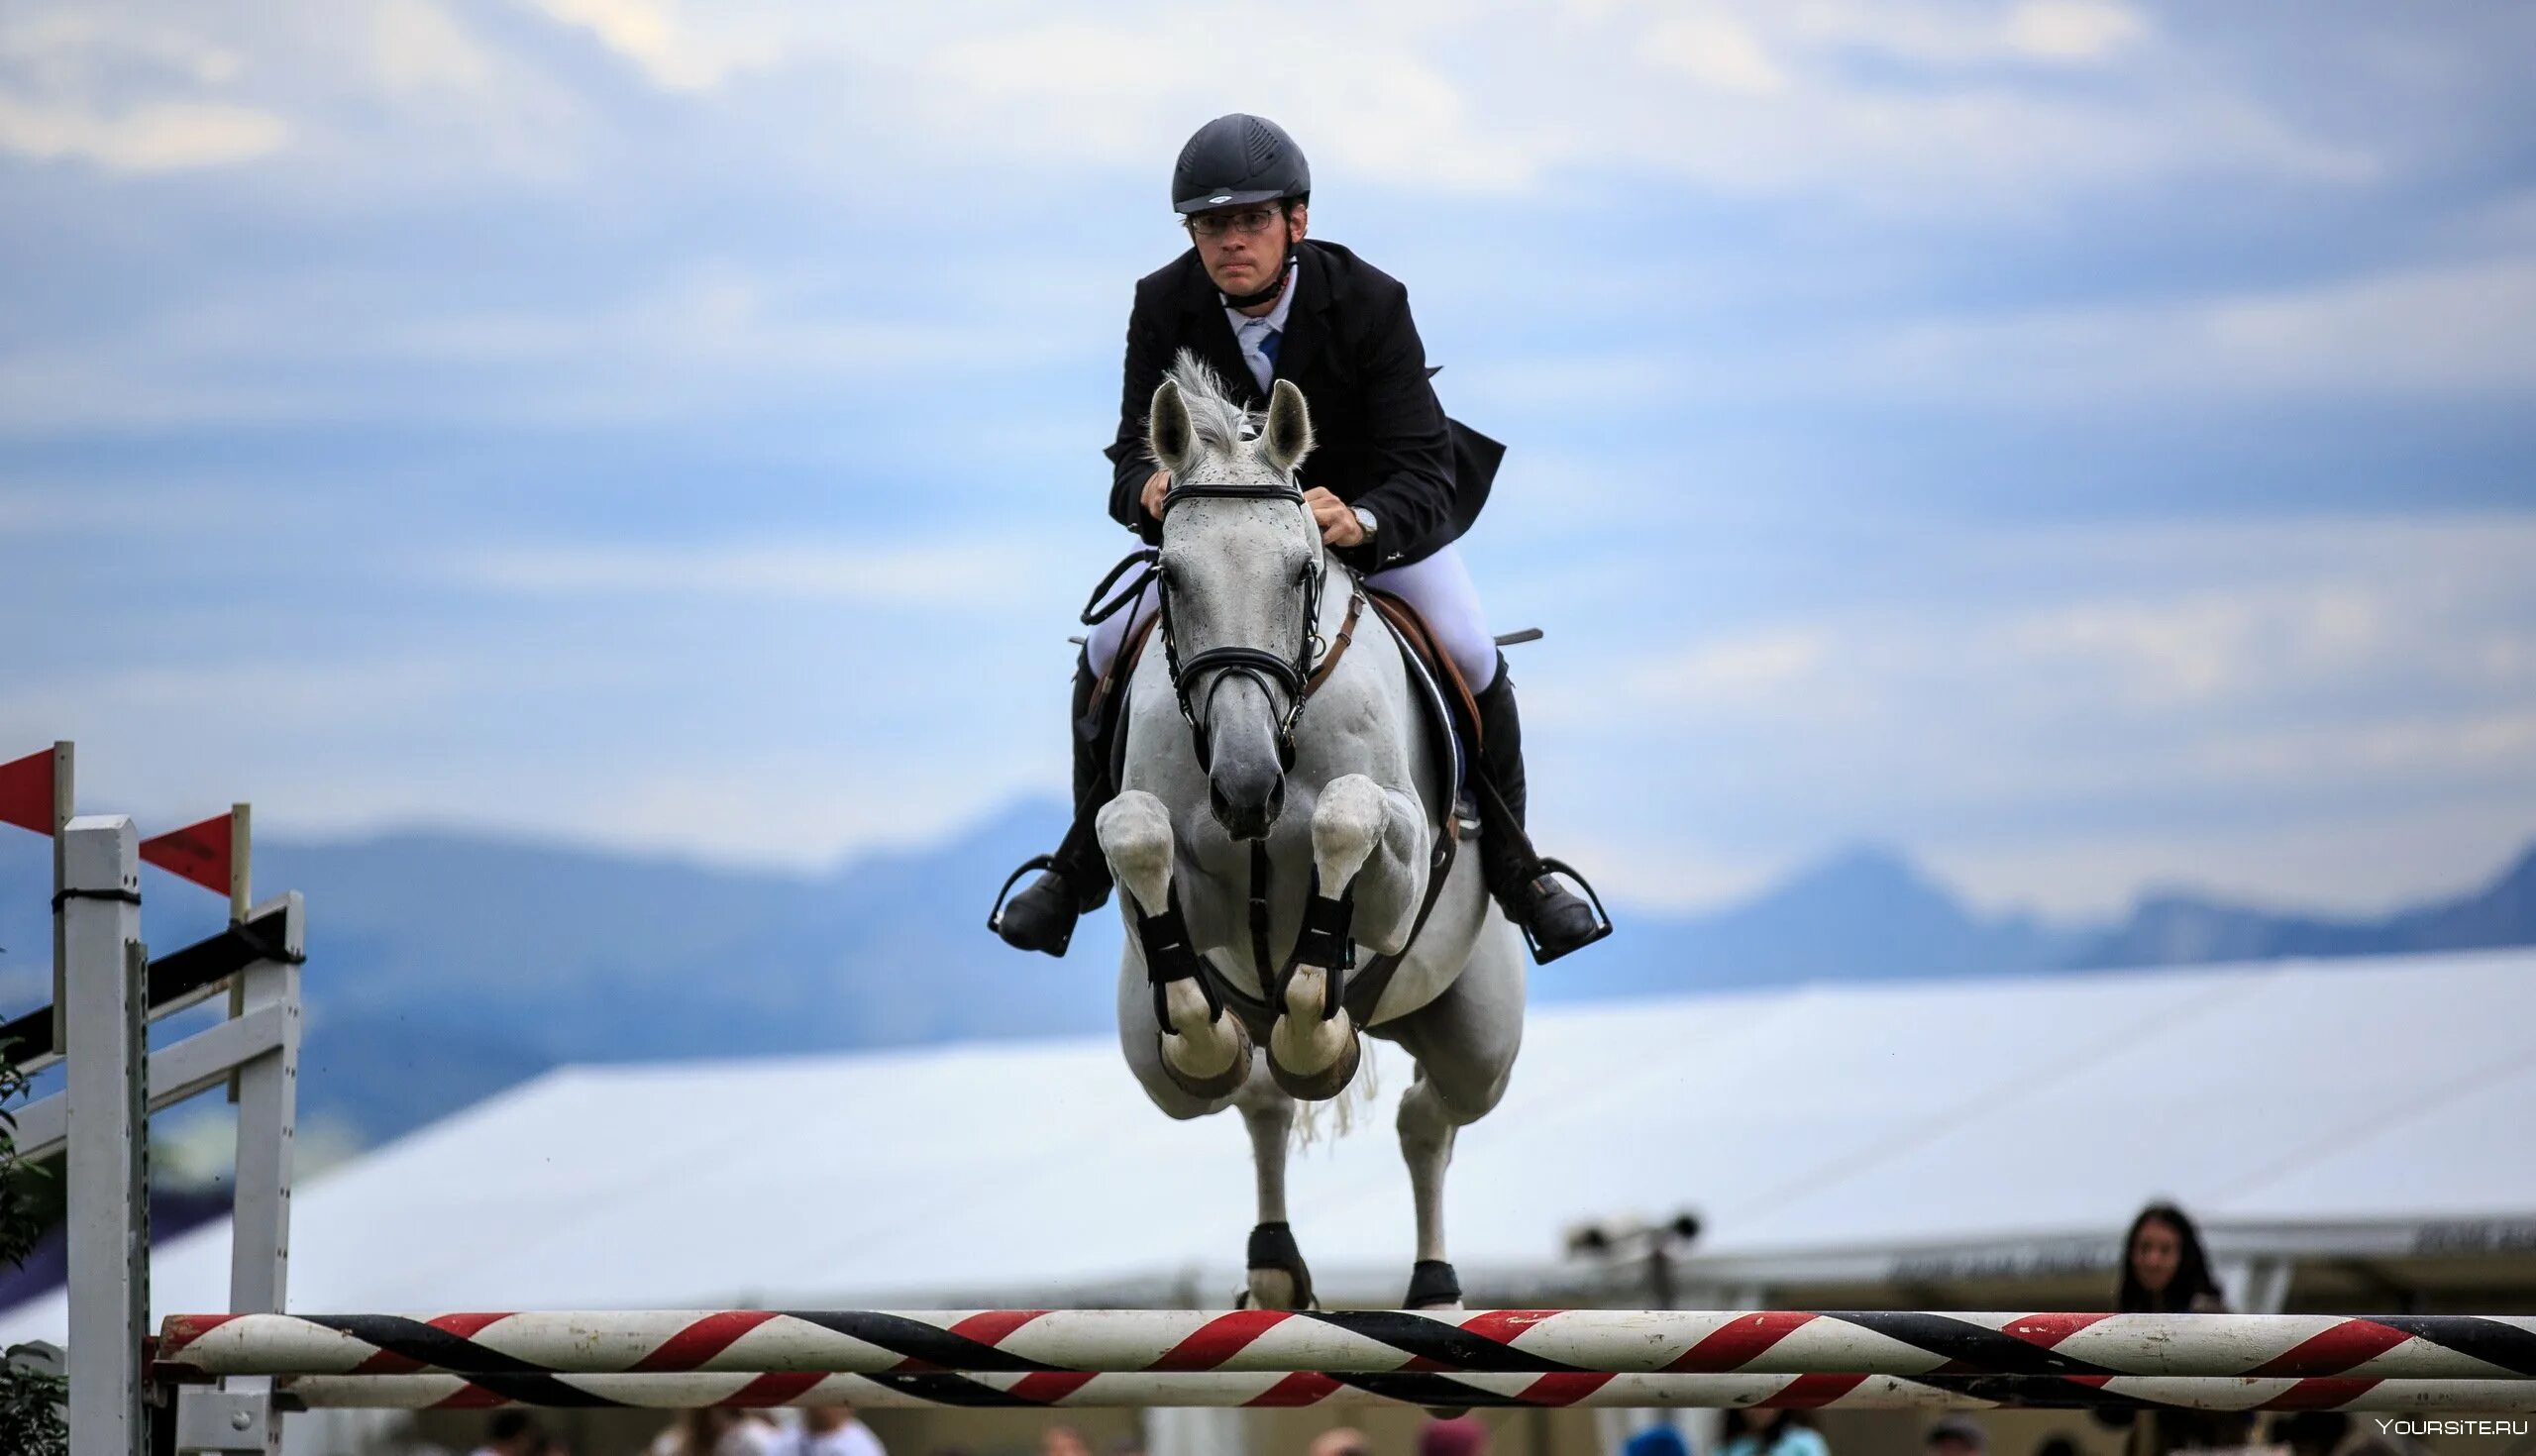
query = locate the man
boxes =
[992,113,1609,964]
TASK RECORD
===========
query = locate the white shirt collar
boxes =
[1223,259,1300,335]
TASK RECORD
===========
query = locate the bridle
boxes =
[1081,473,1334,773]
[1074,471,1446,1035]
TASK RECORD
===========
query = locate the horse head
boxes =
[1147,354,1319,841]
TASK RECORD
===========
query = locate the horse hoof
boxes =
[1405,1258,1463,1310]
[1237,1220,1319,1311]
[1266,1022,1361,1101]
[1158,1014,1252,1101]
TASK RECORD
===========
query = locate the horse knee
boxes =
[1310,774,1387,887]
[1098,791,1175,913]
[1406,1059,1512,1127]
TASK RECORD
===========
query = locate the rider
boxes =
[992,113,1611,965]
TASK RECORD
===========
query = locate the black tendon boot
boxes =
[1471,655,1613,964]
[988,653,1117,956]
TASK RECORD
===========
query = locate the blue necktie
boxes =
[1258,327,1282,369]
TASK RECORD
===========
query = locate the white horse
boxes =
[1096,355,1524,1311]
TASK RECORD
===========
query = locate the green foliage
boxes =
[0,1041,69,1456]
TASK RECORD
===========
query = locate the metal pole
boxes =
[49,741,73,1052]
[227,892,301,1323]
[64,815,146,1456]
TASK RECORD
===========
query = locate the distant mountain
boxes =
[5,813,2534,1149]
[2066,844,2536,969]
[1543,845,2085,1001]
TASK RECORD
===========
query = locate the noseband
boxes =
[1080,476,1331,772]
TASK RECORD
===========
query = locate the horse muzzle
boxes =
[1209,758,1286,841]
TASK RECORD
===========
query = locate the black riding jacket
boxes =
[1103,239,1501,572]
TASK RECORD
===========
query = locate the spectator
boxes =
[1625,1423,1693,1456]
[2100,1201,2247,1456]
[1925,1417,1984,1456]
[468,1413,546,1456]
[651,1410,778,1456]
[1717,1408,1829,1456]
[1309,1429,1372,1456]
[2032,1437,2078,1456]
[2119,1202,2225,1314]
[1039,1427,1093,1456]
[769,1405,886,1456]
[1420,1415,1490,1456]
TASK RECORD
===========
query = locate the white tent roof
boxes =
[8,949,2533,1341]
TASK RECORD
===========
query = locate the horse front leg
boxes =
[1100,790,1252,1100]
[1265,774,1424,1100]
[1229,1066,1317,1309]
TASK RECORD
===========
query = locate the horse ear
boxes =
[1262,378,1315,475]
[1148,379,1195,475]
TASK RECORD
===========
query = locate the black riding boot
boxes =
[988,653,1117,957]
[1472,654,1612,964]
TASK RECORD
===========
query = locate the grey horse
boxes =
[1096,355,1524,1311]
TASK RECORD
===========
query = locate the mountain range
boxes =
[3,804,2531,1148]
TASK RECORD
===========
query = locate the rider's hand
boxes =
[1142,469,1172,520]
[1305,486,1366,548]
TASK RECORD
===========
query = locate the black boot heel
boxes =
[989,855,1082,957]
[1512,857,1613,965]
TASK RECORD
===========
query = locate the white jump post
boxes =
[10,749,307,1456]
[63,816,146,1456]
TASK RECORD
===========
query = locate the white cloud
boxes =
[371,0,498,94]
[0,94,284,170]
[527,0,775,92]
[454,538,1075,611]
[1544,515,2536,913]
[1857,256,2536,402]
[2003,0,2145,61]
[0,12,286,170]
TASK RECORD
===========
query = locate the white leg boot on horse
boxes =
[1265,774,1387,1099]
[1100,790,1253,1100]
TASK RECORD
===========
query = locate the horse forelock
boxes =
[1163,350,1266,474]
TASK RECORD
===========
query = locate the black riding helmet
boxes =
[1172,113,1311,214]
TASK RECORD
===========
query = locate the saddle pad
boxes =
[1363,588,1476,810]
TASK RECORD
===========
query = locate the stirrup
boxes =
[1518,857,1613,965]
[988,854,1075,956]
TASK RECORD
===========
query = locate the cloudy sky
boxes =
[3,1,2532,917]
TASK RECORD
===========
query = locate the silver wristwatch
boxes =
[1351,506,1379,541]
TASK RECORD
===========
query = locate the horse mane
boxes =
[1164,350,1258,462]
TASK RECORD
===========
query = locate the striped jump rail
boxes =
[156,1309,2536,1384]
[269,1371,2536,1414]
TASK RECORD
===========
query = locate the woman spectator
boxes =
[2104,1201,2250,1455]
[2120,1201,2225,1314]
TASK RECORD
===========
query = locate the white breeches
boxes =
[1087,541,1499,691]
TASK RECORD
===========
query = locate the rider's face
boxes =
[1193,201,1307,298]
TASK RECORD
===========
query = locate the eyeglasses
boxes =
[1185,207,1283,239]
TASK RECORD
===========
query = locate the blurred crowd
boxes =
[440,1202,2424,1456]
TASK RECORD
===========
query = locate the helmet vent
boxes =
[1241,117,1282,176]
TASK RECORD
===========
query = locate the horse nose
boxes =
[1209,761,1285,841]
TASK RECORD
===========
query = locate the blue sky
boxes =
[3,1,2532,916]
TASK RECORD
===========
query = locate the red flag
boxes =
[141,811,237,897]
[0,747,55,836]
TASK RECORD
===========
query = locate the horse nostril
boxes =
[1210,765,1284,841]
